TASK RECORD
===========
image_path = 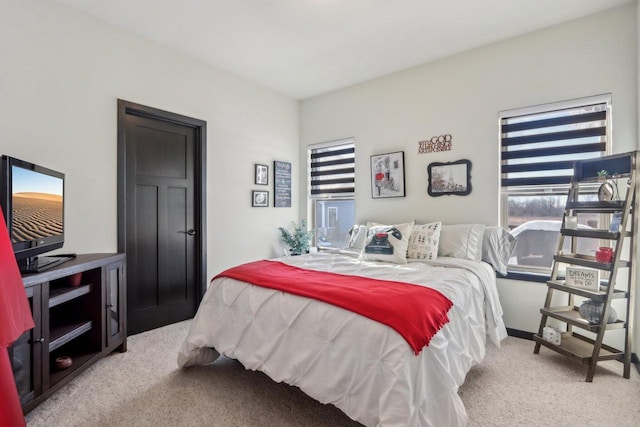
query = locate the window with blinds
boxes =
[499,95,611,275]
[308,139,355,249]
[309,140,355,199]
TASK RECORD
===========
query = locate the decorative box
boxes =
[542,326,561,345]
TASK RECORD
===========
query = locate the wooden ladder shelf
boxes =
[533,151,638,381]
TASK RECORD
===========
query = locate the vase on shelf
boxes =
[578,299,617,324]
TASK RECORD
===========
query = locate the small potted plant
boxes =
[278,219,314,256]
[597,170,608,182]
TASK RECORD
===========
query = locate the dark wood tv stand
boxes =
[9,253,126,414]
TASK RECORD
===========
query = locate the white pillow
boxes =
[438,224,485,261]
[407,222,441,260]
[482,226,517,275]
[360,221,414,264]
[347,224,367,250]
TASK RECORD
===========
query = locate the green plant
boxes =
[278,220,313,255]
[597,169,608,177]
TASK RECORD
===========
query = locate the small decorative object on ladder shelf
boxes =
[595,247,614,263]
[578,300,618,324]
[597,169,608,181]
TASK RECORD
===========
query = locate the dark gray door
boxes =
[118,101,206,335]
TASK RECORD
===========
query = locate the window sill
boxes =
[502,270,550,283]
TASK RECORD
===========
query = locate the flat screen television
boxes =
[0,155,67,273]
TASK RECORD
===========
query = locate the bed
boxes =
[178,222,511,427]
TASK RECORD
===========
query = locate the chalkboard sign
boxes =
[274,161,292,207]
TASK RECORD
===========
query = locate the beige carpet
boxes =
[25,320,640,427]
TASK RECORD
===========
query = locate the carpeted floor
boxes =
[25,320,640,426]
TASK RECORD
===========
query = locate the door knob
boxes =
[186,229,196,236]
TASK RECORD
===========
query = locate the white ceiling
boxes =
[53,0,633,100]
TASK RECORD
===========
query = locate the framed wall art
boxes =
[274,160,292,207]
[255,164,268,185]
[252,190,269,207]
[370,151,405,198]
[427,159,472,196]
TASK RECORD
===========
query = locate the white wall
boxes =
[0,0,300,278]
[300,3,638,349]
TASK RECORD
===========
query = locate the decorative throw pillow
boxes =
[438,224,485,261]
[407,222,442,260]
[482,226,517,275]
[360,221,414,264]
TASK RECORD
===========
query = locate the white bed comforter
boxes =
[178,253,507,427]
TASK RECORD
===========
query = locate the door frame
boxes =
[116,99,207,305]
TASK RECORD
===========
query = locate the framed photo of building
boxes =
[370,151,406,198]
[427,159,472,196]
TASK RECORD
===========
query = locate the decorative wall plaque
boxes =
[418,134,452,154]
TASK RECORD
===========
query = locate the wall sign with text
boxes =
[274,160,292,207]
[565,267,600,291]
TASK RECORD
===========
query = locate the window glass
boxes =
[314,200,354,249]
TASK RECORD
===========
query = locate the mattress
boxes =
[178,252,507,427]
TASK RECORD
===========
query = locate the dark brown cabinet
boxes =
[105,260,126,352]
[9,253,126,413]
[8,285,43,408]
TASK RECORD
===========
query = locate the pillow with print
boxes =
[407,222,442,260]
[360,221,414,264]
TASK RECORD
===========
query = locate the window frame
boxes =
[307,138,355,250]
[499,94,612,278]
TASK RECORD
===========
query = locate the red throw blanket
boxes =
[214,260,453,355]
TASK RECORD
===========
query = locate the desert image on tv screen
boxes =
[11,166,63,243]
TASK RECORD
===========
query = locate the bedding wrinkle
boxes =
[215,260,453,355]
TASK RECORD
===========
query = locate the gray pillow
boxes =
[482,226,517,275]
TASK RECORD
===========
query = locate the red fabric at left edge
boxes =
[0,206,34,427]
[214,260,453,355]
[0,207,33,347]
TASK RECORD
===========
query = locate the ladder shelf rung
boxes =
[553,254,629,270]
[546,280,628,300]
[565,200,626,211]
[539,306,626,332]
[560,228,629,240]
[533,333,624,363]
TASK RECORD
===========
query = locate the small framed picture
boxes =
[370,151,406,198]
[427,159,472,197]
[255,164,268,185]
[252,190,269,207]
